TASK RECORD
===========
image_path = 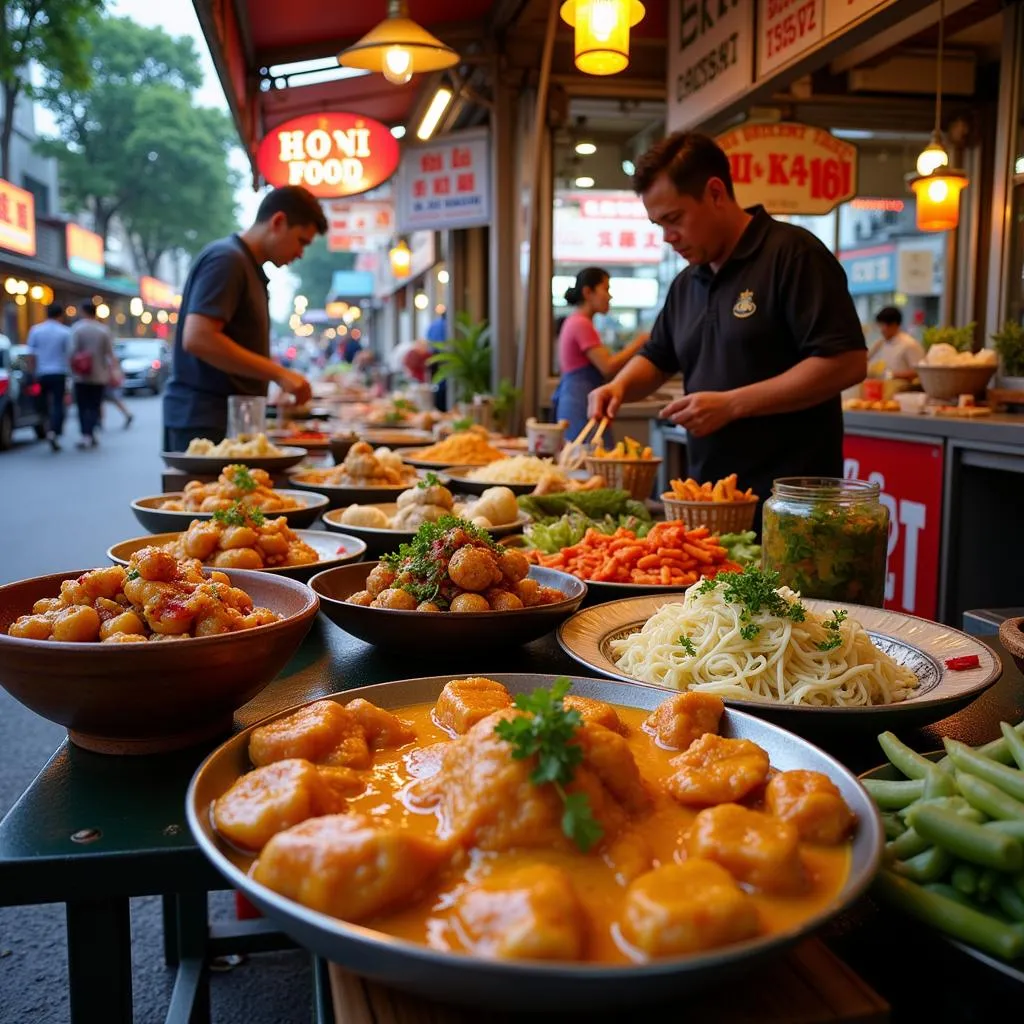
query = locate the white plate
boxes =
[557,594,1001,727]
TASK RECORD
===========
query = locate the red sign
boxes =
[843,435,944,620]
[0,177,35,257]
[140,275,178,310]
[257,114,399,199]
[716,122,857,215]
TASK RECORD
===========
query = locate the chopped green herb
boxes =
[698,565,807,642]
[816,609,849,651]
[213,501,265,528]
[741,623,761,641]
[228,465,258,492]
[678,636,697,657]
[419,471,442,489]
[494,679,603,852]
[452,416,473,431]
[125,568,140,581]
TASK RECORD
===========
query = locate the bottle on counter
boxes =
[761,477,889,607]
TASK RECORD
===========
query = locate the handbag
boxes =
[70,349,93,375]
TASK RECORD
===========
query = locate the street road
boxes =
[0,396,310,1023]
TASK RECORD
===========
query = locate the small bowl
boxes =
[998,616,1024,677]
[131,491,330,533]
[0,569,319,755]
[915,363,997,400]
[328,434,359,465]
[892,392,928,415]
[309,561,586,651]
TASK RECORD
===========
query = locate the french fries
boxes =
[665,474,758,504]
[592,436,654,460]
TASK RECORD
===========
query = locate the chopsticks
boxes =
[558,416,610,471]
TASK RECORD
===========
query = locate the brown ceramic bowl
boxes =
[998,616,1024,677]
[0,568,319,755]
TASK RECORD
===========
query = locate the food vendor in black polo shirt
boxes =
[588,133,867,533]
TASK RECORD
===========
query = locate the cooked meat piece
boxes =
[249,700,371,770]
[643,693,724,751]
[432,677,512,735]
[563,695,627,735]
[345,699,415,749]
[666,734,770,807]
[765,770,856,845]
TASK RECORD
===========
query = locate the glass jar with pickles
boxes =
[761,478,889,607]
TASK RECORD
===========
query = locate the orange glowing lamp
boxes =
[389,239,411,277]
[559,0,645,76]
[908,170,969,231]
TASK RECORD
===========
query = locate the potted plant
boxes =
[922,322,977,352]
[491,378,523,435]
[991,320,1024,388]
[427,312,493,409]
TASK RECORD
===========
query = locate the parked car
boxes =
[115,339,171,394]
[0,335,45,450]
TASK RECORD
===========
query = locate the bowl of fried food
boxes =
[310,517,586,651]
[0,548,319,754]
[661,474,759,534]
[583,437,662,501]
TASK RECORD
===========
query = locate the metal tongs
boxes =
[558,416,609,472]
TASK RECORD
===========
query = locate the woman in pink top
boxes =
[553,267,648,441]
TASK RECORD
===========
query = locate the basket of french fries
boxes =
[582,437,662,501]
[661,474,759,532]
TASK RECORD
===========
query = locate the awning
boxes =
[0,250,138,297]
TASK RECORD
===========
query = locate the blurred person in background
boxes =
[162,186,327,450]
[27,302,70,451]
[426,309,449,410]
[868,306,925,380]
[69,303,117,450]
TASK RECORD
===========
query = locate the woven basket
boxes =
[915,363,996,400]
[583,456,662,501]
[660,495,759,534]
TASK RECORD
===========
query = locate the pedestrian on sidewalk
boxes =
[27,302,70,450]
[69,303,117,449]
[102,363,133,430]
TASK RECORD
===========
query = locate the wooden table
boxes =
[1,618,1022,1023]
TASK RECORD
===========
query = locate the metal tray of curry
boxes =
[186,673,882,1010]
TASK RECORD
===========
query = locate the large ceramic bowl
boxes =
[914,363,997,399]
[287,470,444,509]
[161,447,309,475]
[107,530,366,583]
[130,490,330,533]
[0,568,318,754]
[309,562,586,651]
[186,673,883,1011]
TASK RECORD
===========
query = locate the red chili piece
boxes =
[945,655,980,671]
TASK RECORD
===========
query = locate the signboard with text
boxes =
[66,223,104,279]
[140,276,178,310]
[554,191,663,265]
[757,0,824,78]
[667,0,754,133]
[843,436,943,620]
[716,123,857,214]
[824,0,893,36]
[396,128,490,232]
[839,245,895,295]
[0,178,35,257]
[256,113,399,199]
[326,199,394,253]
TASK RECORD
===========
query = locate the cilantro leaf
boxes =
[559,790,604,853]
[678,635,697,657]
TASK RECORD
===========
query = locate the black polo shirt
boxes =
[163,234,271,431]
[641,206,864,515]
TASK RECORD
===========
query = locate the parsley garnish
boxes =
[228,465,258,492]
[419,471,442,489]
[125,568,140,581]
[816,609,848,652]
[393,398,415,412]
[213,501,265,528]
[678,635,697,657]
[452,416,473,431]
[493,679,603,852]
[700,565,807,641]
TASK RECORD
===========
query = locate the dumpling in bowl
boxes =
[466,486,518,527]
[393,503,450,530]
[339,505,391,528]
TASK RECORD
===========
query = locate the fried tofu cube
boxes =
[666,734,770,807]
[622,860,761,957]
[212,759,362,851]
[685,803,806,894]
[345,698,416,749]
[433,677,512,735]
[643,693,725,751]
[252,813,446,921]
[454,864,586,960]
[563,695,627,735]
[765,770,856,845]
[249,700,371,770]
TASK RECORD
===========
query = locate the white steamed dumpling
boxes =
[339,504,391,528]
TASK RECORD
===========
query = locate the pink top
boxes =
[557,312,602,374]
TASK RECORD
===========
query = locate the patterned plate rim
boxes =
[556,594,1002,715]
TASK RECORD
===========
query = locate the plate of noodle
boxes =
[556,567,1001,729]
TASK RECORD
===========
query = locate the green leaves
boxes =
[212,501,264,528]
[418,471,442,489]
[493,679,603,852]
[699,565,808,641]
[816,609,848,652]
[427,313,493,402]
[229,466,258,493]
[678,635,697,657]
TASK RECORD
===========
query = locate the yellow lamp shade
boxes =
[389,240,411,277]
[338,5,459,80]
[909,171,969,232]
[560,0,645,76]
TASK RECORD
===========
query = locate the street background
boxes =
[0,397,311,1023]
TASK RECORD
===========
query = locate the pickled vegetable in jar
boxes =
[761,478,889,607]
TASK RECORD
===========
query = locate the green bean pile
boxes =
[863,724,1024,962]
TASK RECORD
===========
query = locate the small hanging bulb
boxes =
[382,45,413,85]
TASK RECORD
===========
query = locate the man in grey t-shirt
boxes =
[162,186,327,450]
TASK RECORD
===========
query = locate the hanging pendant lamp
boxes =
[559,0,646,76]
[339,1,460,86]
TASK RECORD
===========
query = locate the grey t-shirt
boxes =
[163,234,270,431]
[69,319,115,385]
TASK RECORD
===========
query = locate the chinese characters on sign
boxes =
[326,200,395,253]
[256,114,399,199]
[716,123,857,215]
[0,177,36,257]
[667,0,754,133]
[757,0,823,78]
[554,192,663,265]
[397,129,490,231]
[66,223,105,279]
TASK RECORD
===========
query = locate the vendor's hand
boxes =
[277,367,312,407]
[659,391,737,437]
[588,381,625,421]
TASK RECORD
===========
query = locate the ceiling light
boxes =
[339,0,459,85]
[416,86,453,140]
[413,292,429,310]
[389,239,412,277]
[275,66,369,89]
[622,158,635,176]
[560,0,646,76]
[916,130,949,177]
[574,176,595,188]
[437,269,449,284]
[391,125,407,139]
[575,141,597,155]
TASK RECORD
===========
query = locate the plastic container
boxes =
[761,478,889,607]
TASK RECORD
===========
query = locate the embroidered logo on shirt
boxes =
[733,290,756,318]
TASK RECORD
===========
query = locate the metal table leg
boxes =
[66,898,133,1024]
[167,891,210,1024]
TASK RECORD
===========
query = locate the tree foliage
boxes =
[290,234,357,308]
[37,15,240,269]
[0,0,106,179]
